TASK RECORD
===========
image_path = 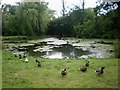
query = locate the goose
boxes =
[85,60,89,67]
[61,69,67,76]
[24,58,28,63]
[80,67,87,72]
[96,67,105,75]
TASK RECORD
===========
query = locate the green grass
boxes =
[2,50,118,88]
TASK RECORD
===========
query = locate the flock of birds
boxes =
[15,54,29,63]
[61,60,105,77]
[15,54,105,77]
[15,53,42,67]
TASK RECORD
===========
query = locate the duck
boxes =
[35,59,40,63]
[80,67,87,72]
[19,54,22,59]
[85,60,89,67]
[24,58,28,63]
[96,67,105,75]
[23,54,26,58]
[23,51,28,58]
[37,62,41,67]
[14,54,17,57]
[61,69,67,76]
[90,43,95,48]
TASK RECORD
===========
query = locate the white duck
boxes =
[25,58,28,63]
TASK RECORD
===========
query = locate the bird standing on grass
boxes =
[24,58,28,63]
[96,67,105,75]
[35,59,41,67]
[23,51,28,58]
[37,62,41,67]
[80,67,87,72]
[14,54,17,57]
[19,54,22,59]
[80,60,89,72]
[61,69,67,76]
[36,59,40,63]
[85,60,89,67]
[23,54,26,58]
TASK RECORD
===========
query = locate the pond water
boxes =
[22,44,91,59]
[3,37,114,59]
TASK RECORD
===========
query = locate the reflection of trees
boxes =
[53,45,90,58]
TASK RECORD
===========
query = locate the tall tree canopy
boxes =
[47,1,120,39]
[2,2,55,36]
[2,1,120,39]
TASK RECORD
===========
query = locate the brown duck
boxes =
[36,59,40,63]
[19,54,22,59]
[61,69,67,76]
[37,62,42,67]
[85,60,89,67]
[80,67,87,72]
[23,54,26,58]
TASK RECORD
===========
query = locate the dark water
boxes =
[21,44,91,59]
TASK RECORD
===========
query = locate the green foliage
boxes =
[47,16,73,36]
[2,2,54,36]
[47,2,120,39]
[93,1,120,39]
[74,8,95,38]
[2,1,120,39]
[48,7,97,38]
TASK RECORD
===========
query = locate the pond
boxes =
[22,44,91,59]
[3,37,114,59]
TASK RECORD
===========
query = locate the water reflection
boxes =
[43,52,63,59]
[24,44,91,59]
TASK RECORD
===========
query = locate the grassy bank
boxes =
[2,50,118,88]
[2,36,49,41]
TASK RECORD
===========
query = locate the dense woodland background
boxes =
[1,1,120,39]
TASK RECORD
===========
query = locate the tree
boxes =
[61,0,66,16]
[73,8,95,38]
[2,2,54,36]
[93,1,120,39]
[2,4,17,35]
